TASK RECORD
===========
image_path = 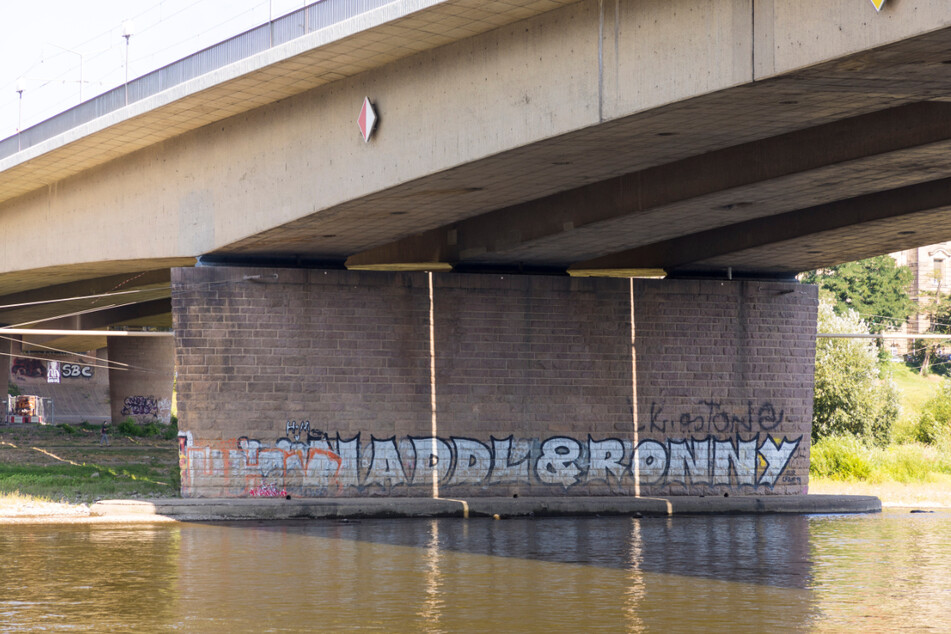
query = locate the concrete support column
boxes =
[108,337,174,425]
[172,267,818,498]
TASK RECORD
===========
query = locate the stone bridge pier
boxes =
[171,267,817,498]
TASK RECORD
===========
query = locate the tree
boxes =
[813,299,898,446]
[802,255,915,334]
[911,291,951,375]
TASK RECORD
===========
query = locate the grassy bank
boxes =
[811,362,951,507]
[0,422,179,504]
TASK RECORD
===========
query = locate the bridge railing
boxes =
[0,0,397,161]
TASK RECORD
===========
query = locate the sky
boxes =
[0,0,310,141]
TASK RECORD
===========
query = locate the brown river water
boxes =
[0,509,949,631]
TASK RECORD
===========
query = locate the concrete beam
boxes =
[19,299,171,353]
[570,176,951,275]
[0,269,171,326]
[347,102,951,269]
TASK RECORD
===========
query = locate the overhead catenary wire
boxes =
[2,0,304,137]
[5,302,140,330]
[0,333,134,369]
[0,288,165,311]
[0,349,127,373]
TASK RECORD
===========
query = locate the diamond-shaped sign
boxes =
[870,0,885,11]
[358,97,378,143]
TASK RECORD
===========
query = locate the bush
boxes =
[874,445,936,483]
[57,423,76,435]
[163,417,179,441]
[7,381,20,396]
[811,436,951,483]
[117,417,177,439]
[813,300,899,446]
[117,418,144,437]
[810,436,873,481]
[914,381,951,444]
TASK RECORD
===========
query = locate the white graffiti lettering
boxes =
[179,432,803,497]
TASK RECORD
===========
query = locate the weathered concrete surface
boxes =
[90,494,882,521]
[108,337,174,425]
[3,0,951,291]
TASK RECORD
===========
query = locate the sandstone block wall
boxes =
[172,267,817,498]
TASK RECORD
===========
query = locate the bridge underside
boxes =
[223,26,951,280]
[1,0,949,496]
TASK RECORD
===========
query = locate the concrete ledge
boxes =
[90,494,881,522]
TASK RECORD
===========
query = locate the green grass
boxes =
[890,362,943,413]
[0,462,179,503]
[0,422,180,503]
[811,435,951,484]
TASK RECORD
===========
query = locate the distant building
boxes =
[889,243,951,355]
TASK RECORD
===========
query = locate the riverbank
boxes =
[0,422,179,502]
[809,477,951,508]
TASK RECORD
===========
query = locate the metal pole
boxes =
[122,21,133,106]
[16,88,22,133]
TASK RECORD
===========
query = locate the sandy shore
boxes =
[808,479,951,509]
[0,496,175,524]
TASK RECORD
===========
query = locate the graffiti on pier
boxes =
[248,483,288,497]
[177,430,802,497]
[121,396,172,423]
[11,358,45,378]
[122,395,158,417]
[60,363,93,378]
[645,400,785,434]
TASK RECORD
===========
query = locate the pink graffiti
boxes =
[247,483,288,497]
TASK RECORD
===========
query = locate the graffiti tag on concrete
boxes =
[178,431,801,497]
[645,400,786,434]
[121,395,172,424]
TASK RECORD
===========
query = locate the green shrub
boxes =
[163,417,179,440]
[7,381,20,396]
[813,300,899,446]
[915,381,951,444]
[811,437,951,483]
[810,436,873,480]
[117,417,177,439]
[117,418,144,437]
[57,423,76,435]
[873,445,934,483]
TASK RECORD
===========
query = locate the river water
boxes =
[0,509,949,631]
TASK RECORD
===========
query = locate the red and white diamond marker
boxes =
[358,97,378,143]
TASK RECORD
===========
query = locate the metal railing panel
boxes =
[1,0,402,162]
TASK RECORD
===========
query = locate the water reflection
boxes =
[0,526,179,631]
[0,510,948,631]
[282,515,813,588]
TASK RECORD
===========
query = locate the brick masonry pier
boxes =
[172,267,818,498]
